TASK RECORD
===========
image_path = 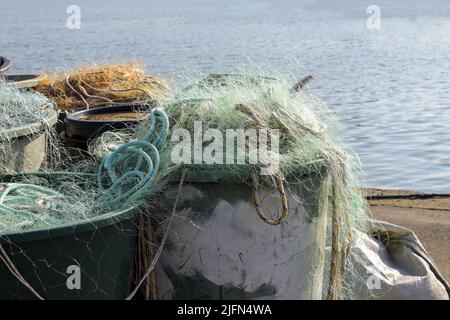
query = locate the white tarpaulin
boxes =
[351,219,449,300]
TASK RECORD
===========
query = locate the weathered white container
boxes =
[154,168,330,299]
[0,109,58,173]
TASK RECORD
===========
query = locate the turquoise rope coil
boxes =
[0,108,169,219]
[142,108,169,149]
[0,183,68,227]
[97,108,169,206]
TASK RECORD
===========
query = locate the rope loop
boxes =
[251,173,288,225]
[142,108,169,148]
[0,183,67,220]
[97,108,169,206]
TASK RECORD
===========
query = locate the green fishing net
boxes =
[0,70,369,299]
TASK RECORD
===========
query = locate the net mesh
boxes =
[0,67,370,300]
[0,80,55,131]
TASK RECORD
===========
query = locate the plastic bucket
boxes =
[64,104,148,149]
[154,167,330,300]
[0,173,142,299]
[0,109,58,173]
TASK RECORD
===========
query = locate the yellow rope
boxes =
[251,173,288,226]
[234,103,289,226]
[326,180,341,300]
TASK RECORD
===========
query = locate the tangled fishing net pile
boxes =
[0,80,58,174]
[0,80,55,132]
[0,68,369,299]
[164,73,368,299]
[90,71,368,299]
[0,71,169,234]
[0,107,169,235]
[35,62,169,110]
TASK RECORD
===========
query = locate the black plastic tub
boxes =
[0,56,11,76]
[64,104,149,149]
[0,173,142,300]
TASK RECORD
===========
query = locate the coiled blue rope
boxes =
[0,108,169,217]
[0,183,68,226]
[97,107,169,206]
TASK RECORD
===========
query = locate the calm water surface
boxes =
[1,0,449,192]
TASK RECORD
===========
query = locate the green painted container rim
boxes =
[0,108,58,140]
[166,159,326,184]
[0,173,142,245]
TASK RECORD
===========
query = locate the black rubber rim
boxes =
[64,103,149,144]
[0,56,11,76]
[65,103,149,125]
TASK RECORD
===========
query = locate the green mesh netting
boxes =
[0,70,369,299]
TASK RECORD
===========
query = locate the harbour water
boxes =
[1,0,449,192]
